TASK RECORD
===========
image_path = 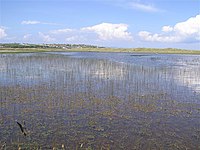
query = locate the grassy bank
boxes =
[0,47,200,54]
[0,48,63,54]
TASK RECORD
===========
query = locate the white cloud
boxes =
[0,27,7,39]
[21,20,60,25]
[138,31,181,42]
[162,26,173,32]
[29,23,132,45]
[174,15,200,37]
[129,2,163,12]
[39,32,55,43]
[139,14,200,43]
[21,20,41,25]
[82,23,133,41]
[50,28,74,34]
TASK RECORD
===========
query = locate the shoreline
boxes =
[0,47,200,55]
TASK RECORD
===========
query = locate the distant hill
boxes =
[0,43,105,49]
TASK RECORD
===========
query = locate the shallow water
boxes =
[0,52,200,149]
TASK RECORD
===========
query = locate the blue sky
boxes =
[0,0,200,50]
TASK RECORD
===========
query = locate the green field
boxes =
[0,47,200,54]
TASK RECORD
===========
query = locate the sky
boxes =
[0,0,200,50]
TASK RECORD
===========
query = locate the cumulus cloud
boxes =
[81,23,133,41]
[162,26,173,32]
[31,23,132,45]
[0,27,7,39]
[39,32,55,43]
[174,15,200,37]
[138,31,181,42]
[139,14,200,43]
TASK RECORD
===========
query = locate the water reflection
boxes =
[48,52,200,93]
[0,53,200,149]
[172,65,200,93]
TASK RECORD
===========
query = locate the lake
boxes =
[0,52,200,149]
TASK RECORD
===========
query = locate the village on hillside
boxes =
[0,43,105,49]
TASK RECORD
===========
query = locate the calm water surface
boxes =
[0,52,200,149]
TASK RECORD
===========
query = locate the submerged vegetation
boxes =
[0,52,200,149]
